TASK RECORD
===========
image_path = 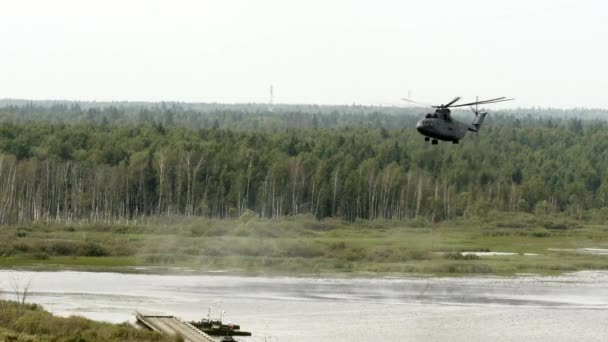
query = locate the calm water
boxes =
[1,270,608,341]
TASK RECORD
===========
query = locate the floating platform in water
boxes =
[189,318,252,336]
[135,311,217,342]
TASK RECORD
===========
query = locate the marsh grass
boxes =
[1,213,608,276]
[0,300,180,342]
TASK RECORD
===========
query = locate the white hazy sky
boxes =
[1,0,607,108]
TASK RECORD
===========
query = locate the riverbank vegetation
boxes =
[1,101,608,276]
[1,213,608,275]
[0,299,179,342]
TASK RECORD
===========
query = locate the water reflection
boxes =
[1,271,608,341]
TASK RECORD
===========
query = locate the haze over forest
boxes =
[0,1,603,245]
[0,101,607,225]
[2,1,608,107]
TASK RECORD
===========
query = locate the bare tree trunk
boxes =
[245,159,252,213]
[292,157,300,215]
[510,181,515,210]
[157,151,166,214]
[332,167,339,217]
[190,154,204,215]
[415,175,423,219]
[432,179,439,223]
[310,180,316,217]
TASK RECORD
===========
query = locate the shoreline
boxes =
[0,262,595,280]
[2,216,608,279]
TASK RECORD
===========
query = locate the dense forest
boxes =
[0,100,607,224]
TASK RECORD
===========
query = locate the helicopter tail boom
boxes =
[469,112,487,132]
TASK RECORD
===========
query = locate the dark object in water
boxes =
[190,311,251,337]
[190,318,251,336]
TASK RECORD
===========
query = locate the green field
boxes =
[2,212,608,276]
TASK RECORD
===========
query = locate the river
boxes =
[1,270,608,341]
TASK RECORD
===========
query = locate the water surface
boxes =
[1,270,608,341]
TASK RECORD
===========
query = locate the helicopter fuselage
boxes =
[407,96,506,144]
[416,111,475,142]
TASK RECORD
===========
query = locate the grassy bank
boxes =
[1,212,608,276]
[0,300,179,342]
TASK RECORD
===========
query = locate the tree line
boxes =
[1,100,606,131]
[0,109,607,224]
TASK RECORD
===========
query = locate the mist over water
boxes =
[2,270,608,341]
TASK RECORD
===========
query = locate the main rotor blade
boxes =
[400,98,432,107]
[452,97,506,107]
[445,96,461,107]
[450,97,513,108]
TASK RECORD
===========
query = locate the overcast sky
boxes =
[1,0,606,108]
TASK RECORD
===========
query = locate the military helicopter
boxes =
[403,96,513,145]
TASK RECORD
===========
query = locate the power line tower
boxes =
[268,85,274,112]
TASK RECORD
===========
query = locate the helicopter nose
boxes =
[416,120,426,133]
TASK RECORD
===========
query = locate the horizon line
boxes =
[1,97,608,112]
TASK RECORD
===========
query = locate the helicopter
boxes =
[403,96,513,145]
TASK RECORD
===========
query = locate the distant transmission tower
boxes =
[268,85,274,112]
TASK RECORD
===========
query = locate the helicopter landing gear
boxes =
[431,139,438,145]
[452,140,459,144]
[424,136,430,142]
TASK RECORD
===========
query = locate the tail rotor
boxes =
[469,96,488,136]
